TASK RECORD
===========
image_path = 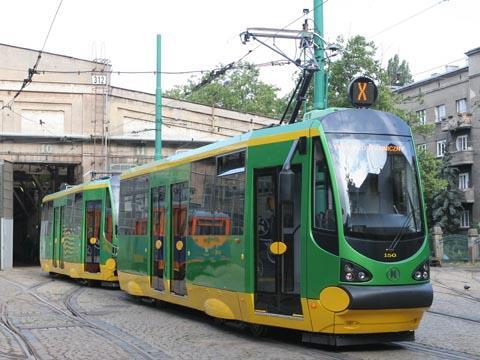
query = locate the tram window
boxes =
[313,137,337,232]
[119,176,149,236]
[217,151,245,176]
[190,156,245,236]
[41,201,54,237]
[73,193,83,237]
[105,191,113,243]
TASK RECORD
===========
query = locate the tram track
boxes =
[2,275,168,360]
[427,309,480,325]
[431,277,480,303]
[0,303,39,359]
[63,286,169,360]
[397,342,480,360]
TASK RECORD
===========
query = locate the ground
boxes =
[0,266,478,360]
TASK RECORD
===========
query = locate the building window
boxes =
[459,173,470,190]
[434,104,446,123]
[460,209,470,229]
[456,98,467,114]
[417,144,427,152]
[416,109,426,125]
[436,140,446,157]
[456,135,469,151]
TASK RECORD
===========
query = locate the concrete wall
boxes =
[0,160,13,269]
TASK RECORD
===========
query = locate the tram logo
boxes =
[386,267,401,281]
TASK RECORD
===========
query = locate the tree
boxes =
[431,150,464,232]
[416,148,447,227]
[387,54,413,87]
[326,35,394,112]
[164,63,286,118]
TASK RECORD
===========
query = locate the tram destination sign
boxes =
[348,76,378,108]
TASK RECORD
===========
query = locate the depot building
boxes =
[0,43,274,269]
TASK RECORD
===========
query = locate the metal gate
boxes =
[442,234,468,262]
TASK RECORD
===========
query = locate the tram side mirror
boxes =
[279,169,294,203]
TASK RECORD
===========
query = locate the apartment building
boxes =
[396,46,480,231]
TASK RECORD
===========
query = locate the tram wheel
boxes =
[249,323,269,337]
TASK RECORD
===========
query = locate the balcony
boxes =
[450,149,474,166]
[460,187,475,203]
[441,113,472,132]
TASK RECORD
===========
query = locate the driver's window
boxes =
[313,137,336,232]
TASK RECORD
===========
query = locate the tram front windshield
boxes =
[327,134,423,241]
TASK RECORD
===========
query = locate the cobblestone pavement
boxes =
[0,266,479,359]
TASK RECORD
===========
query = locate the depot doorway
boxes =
[13,163,78,266]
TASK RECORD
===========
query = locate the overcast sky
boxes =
[1,0,477,95]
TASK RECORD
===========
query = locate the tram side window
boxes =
[119,176,149,236]
[41,201,54,237]
[73,193,83,236]
[189,151,246,236]
[105,191,113,243]
[215,172,244,235]
[189,157,216,235]
[313,137,337,232]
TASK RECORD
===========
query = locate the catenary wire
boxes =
[369,0,449,39]
[1,0,63,110]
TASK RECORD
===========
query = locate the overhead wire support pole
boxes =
[313,0,326,110]
[155,34,162,161]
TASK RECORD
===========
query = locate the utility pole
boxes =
[313,0,326,110]
[155,34,162,160]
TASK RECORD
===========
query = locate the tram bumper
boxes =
[304,283,433,345]
[337,283,432,334]
[340,283,433,310]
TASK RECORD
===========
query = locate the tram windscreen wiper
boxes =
[386,194,419,252]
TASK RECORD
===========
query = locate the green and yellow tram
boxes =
[40,178,119,283]
[117,106,433,345]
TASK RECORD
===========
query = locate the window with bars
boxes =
[456,135,469,151]
[435,104,446,123]
[436,140,446,157]
[460,209,470,228]
[416,109,426,125]
[459,173,469,190]
[417,144,427,152]
[456,98,467,113]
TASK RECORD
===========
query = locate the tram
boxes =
[40,177,119,283]
[116,79,433,346]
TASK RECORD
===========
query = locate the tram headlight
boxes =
[414,271,422,280]
[340,259,372,283]
[412,260,430,281]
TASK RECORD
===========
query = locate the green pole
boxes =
[155,34,162,160]
[313,0,326,110]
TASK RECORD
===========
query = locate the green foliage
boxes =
[416,149,447,227]
[164,63,286,118]
[431,150,464,232]
[387,54,413,86]
[326,35,397,114]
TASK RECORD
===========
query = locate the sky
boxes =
[0,0,478,96]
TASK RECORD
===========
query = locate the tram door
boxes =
[85,200,102,273]
[52,207,63,268]
[170,182,188,296]
[151,186,166,291]
[254,166,302,316]
[58,206,65,269]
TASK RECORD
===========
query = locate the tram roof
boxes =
[42,178,111,203]
[121,107,411,180]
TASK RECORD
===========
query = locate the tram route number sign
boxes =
[91,74,108,85]
[348,76,378,108]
